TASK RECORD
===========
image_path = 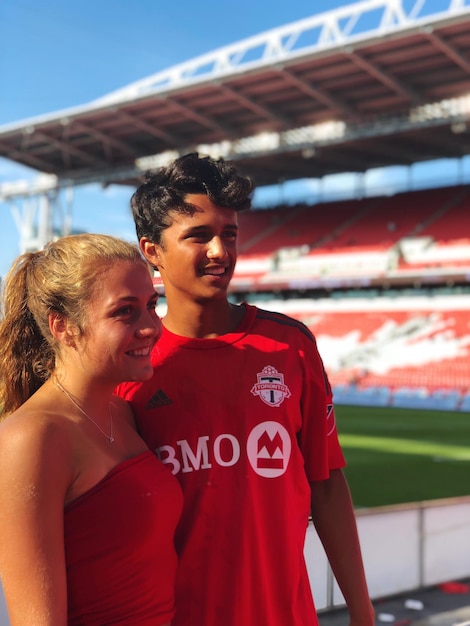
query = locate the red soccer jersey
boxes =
[117,304,345,626]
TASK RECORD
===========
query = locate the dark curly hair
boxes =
[131,152,254,246]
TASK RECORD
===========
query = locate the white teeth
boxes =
[129,347,150,356]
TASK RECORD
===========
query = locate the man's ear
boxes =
[140,237,163,269]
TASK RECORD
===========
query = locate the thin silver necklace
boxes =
[55,380,115,444]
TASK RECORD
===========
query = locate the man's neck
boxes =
[163,299,245,339]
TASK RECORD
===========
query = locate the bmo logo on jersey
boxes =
[157,421,291,478]
[247,421,291,477]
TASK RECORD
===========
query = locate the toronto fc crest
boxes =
[251,365,291,407]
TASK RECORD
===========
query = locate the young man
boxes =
[116,153,375,626]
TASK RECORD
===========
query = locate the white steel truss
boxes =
[95,0,470,106]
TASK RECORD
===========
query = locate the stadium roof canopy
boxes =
[1,0,470,192]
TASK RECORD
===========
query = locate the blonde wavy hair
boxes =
[0,233,147,416]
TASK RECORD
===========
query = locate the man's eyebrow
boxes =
[185,223,238,233]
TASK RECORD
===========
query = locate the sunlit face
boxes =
[147,194,239,303]
[76,260,161,384]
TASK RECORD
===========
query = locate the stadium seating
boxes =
[250,295,470,408]
[233,184,470,285]
[238,184,470,409]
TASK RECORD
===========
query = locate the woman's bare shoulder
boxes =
[0,404,75,488]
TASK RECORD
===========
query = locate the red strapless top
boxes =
[64,451,182,625]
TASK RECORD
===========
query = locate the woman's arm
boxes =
[0,415,72,626]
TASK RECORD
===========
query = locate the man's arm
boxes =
[310,468,375,626]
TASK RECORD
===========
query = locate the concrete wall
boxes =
[308,495,470,612]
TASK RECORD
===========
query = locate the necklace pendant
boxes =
[109,436,115,444]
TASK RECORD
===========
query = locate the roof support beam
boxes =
[115,110,183,144]
[162,97,235,137]
[30,131,107,168]
[218,84,289,125]
[73,121,139,159]
[276,69,359,120]
[347,51,422,103]
[0,145,54,172]
[424,30,470,73]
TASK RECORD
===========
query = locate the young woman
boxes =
[0,233,182,626]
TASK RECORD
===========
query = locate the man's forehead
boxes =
[169,194,238,224]
[183,193,235,210]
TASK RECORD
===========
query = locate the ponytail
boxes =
[0,252,55,416]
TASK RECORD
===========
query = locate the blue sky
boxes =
[1,0,469,277]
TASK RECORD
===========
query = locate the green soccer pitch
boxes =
[335,405,470,509]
